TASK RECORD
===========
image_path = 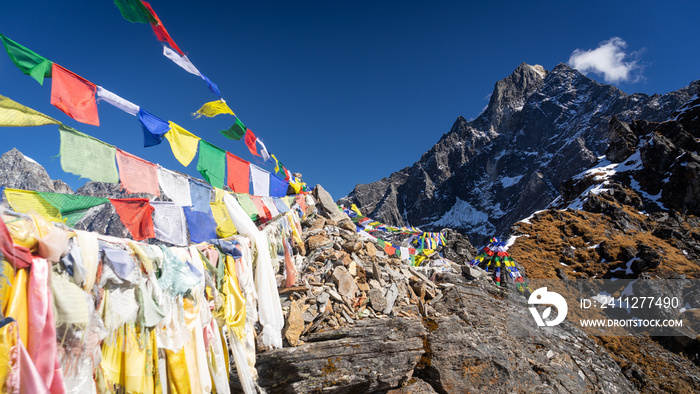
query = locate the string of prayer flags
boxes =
[151,202,187,246]
[211,189,237,238]
[235,194,259,222]
[244,129,260,157]
[469,237,529,292]
[115,149,160,196]
[50,64,99,126]
[112,0,156,24]
[0,95,59,127]
[220,117,246,140]
[269,174,289,198]
[197,141,226,189]
[110,198,155,241]
[225,153,249,194]
[183,208,217,243]
[59,125,119,183]
[141,1,184,56]
[188,179,212,213]
[36,192,109,227]
[0,34,52,85]
[4,189,63,222]
[158,167,192,207]
[164,121,200,166]
[138,109,169,147]
[194,100,234,119]
[250,165,270,197]
[96,86,139,116]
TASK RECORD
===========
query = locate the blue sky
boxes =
[1,1,698,200]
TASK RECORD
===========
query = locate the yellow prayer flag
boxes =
[0,95,60,127]
[289,181,303,194]
[193,100,235,118]
[4,188,63,222]
[350,204,363,216]
[165,121,201,166]
[271,154,280,173]
[210,188,237,238]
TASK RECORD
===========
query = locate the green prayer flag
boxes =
[113,0,156,24]
[0,95,59,127]
[37,192,109,227]
[59,125,119,183]
[220,117,246,140]
[197,141,226,189]
[0,34,52,85]
[234,193,259,222]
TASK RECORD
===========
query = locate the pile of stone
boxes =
[278,185,462,347]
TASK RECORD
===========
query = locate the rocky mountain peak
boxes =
[477,62,548,132]
[0,148,72,194]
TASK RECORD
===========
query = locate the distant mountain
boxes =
[339,63,700,244]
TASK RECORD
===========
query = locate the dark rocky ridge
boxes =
[339,63,700,244]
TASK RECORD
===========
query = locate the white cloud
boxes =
[568,37,642,84]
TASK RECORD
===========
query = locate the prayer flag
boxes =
[115,149,160,196]
[200,73,221,98]
[164,121,200,166]
[162,45,200,76]
[96,86,139,116]
[256,139,271,161]
[189,179,212,213]
[4,189,63,222]
[50,64,99,126]
[250,165,269,197]
[183,208,217,243]
[269,174,289,198]
[234,194,259,222]
[138,109,169,147]
[141,1,184,55]
[194,100,234,118]
[59,125,119,183]
[158,166,192,206]
[0,95,59,127]
[294,194,307,213]
[244,129,260,157]
[262,196,280,217]
[273,198,290,214]
[272,154,281,173]
[37,192,109,227]
[151,201,187,246]
[196,141,226,189]
[225,152,249,194]
[0,34,52,85]
[113,0,156,24]
[211,189,237,238]
[220,117,246,140]
[109,198,154,240]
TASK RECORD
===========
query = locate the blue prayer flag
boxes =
[183,208,217,243]
[138,109,170,147]
[269,174,289,197]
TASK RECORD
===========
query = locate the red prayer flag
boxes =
[110,198,155,240]
[141,1,184,56]
[50,64,99,126]
[226,152,250,194]
[295,194,307,213]
[384,243,396,255]
[244,129,260,157]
